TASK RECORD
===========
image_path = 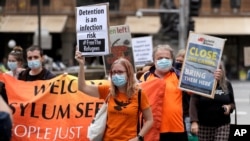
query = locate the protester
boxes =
[174,49,193,137]
[140,44,222,141]
[0,95,12,141]
[18,45,55,81]
[75,50,153,141]
[174,49,185,70]
[136,62,154,81]
[5,46,25,78]
[0,46,25,104]
[190,62,235,141]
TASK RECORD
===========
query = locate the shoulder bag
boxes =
[87,94,110,141]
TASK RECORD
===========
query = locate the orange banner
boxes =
[0,74,109,141]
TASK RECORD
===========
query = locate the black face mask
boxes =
[174,62,183,70]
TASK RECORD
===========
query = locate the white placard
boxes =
[132,36,153,67]
[244,47,250,67]
[75,4,110,56]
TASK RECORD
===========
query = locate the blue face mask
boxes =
[156,58,172,70]
[7,61,17,71]
[111,74,127,87]
[28,60,41,69]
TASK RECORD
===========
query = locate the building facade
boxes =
[0,0,249,79]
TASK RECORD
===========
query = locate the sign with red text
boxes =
[103,25,135,75]
[179,32,226,98]
[76,3,110,55]
[0,74,109,141]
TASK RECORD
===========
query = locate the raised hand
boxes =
[75,50,85,66]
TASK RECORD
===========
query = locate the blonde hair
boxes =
[109,57,138,97]
[218,62,228,93]
[176,49,186,58]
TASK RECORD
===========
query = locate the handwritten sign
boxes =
[132,36,153,67]
[76,4,110,55]
[244,47,250,67]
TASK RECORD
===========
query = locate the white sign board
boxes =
[75,4,110,56]
[132,36,153,67]
[244,47,250,66]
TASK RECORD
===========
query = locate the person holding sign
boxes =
[139,45,222,141]
[75,50,153,141]
[189,62,235,141]
[174,49,193,137]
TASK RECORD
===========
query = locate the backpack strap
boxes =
[143,71,150,81]
[137,89,142,134]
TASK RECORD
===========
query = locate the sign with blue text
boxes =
[76,3,110,56]
[179,32,226,98]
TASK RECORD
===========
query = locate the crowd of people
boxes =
[0,43,235,141]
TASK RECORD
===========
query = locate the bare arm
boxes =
[75,50,99,98]
[128,107,153,141]
[139,107,153,137]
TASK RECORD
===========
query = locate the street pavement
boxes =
[230,80,250,125]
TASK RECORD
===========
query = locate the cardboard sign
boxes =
[179,32,226,98]
[76,3,110,56]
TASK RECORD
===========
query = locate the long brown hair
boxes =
[218,62,228,93]
[109,57,138,97]
[8,46,24,65]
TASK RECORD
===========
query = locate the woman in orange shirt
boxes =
[75,50,153,141]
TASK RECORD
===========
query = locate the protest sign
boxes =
[132,36,153,67]
[244,47,250,67]
[179,32,226,98]
[103,25,135,75]
[76,3,110,56]
[0,74,109,141]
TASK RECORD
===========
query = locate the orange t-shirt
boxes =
[145,71,184,133]
[98,85,150,141]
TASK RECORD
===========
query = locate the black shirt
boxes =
[18,68,55,81]
[190,80,235,126]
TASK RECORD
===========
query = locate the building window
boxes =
[43,0,50,6]
[30,0,50,6]
[0,0,6,7]
[77,0,119,11]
